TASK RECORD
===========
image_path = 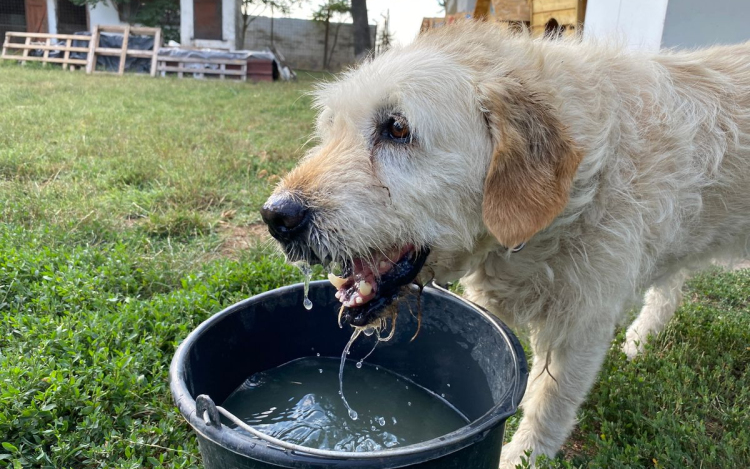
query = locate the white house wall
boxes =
[87,0,126,29]
[584,0,668,51]
[181,0,240,50]
[661,0,750,49]
[46,0,57,33]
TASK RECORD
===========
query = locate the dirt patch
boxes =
[218,222,270,257]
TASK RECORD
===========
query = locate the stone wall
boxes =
[242,16,376,72]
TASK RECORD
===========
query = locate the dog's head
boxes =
[261,24,582,326]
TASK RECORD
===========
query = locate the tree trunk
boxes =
[323,10,330,70]
[350,0,370,61]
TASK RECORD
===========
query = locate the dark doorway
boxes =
[25,0,47,33]
[0,0,27,41]
[544,18,563,40]
[57,0,87,34]
[194,0,222,40]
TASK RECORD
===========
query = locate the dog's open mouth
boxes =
[327,245,430,327]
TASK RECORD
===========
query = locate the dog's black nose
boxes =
[260,196,310,239]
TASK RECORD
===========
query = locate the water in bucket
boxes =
[221,357,468,452]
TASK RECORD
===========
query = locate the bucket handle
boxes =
[196,394,222,427]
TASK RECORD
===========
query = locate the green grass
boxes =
[1,63,748,468]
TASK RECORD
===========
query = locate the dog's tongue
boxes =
[328,246,413,308]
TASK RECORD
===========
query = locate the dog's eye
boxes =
[386,117,410,142]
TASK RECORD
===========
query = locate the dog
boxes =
[260,21,750,467]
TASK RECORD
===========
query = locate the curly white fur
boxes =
[270,22,750,467]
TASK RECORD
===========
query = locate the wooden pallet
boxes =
[157,56,248,81]
[1,32,92,70]
[86,25,162,76]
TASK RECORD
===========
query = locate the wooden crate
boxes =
[157,56,248,81]
[1,32,91,70]
[86,25,162,76]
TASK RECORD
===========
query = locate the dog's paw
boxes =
[621,338,643,360]
[499,442,535,469]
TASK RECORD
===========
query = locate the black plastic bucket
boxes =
[170,281,527,468]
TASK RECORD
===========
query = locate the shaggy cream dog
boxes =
[260,21,750,467]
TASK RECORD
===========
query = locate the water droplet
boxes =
[377,417,385,426]
[297,262,313,310]
[447,383,451,387]
[319,369,323,374]
[407,402,411,407]
[363,326,375,336]
[316,353,320,357]
[405,385,409,390]
[375,366,379,371]
[392,417,397,425]
[348,409,358,420]
[441,393,445,398]
[355,361,362,369]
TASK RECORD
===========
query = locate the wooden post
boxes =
[1,34,8,58]
[22,36,30,65]
[149,27,161,77]
[86,26,100,74]
[118,25,130,75]
[220,63,226,80]
[241,63,247,82]
[42,37,50,66]
[62,38,71,70]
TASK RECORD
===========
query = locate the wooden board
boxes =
[86,25,161,76]
[1,31,92,69]
[157,56,248,81]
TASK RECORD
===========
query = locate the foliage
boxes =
[312,0,351,70]
[70,0,180,42]
[0,64,748,468]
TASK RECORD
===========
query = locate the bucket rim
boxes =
[169,281,528,463]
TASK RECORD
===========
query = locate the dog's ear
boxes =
[478,79,582,247]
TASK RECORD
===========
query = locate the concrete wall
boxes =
[181,0,241,50]
[584,0,668,51]
[243,16,376,71]
[661,0,750,49]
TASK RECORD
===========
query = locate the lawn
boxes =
[0,63,748,469]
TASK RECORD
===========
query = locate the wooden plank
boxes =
[86,26,100,74]
[62,38,71,70]
[95,47,154,58]
[42,38,50,67]
[156,56,247,66]
[22,37,30,66]
[0,55,87,65]
[532,0,577,13]
[118,25,130,75]
[532,9,577,26]
[3,43,89,53]
[97,25,159,35]
[157,65,245,76]
[150,28,161,77]
[6,32,92,41]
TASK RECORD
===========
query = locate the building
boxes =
[180,0,241,50]
[584,0,750,51]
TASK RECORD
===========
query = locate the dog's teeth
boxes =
[328,273,348,289]
[355,296,363,304]
[358,281,373,296]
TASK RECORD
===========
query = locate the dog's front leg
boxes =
[499,316,617,468]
